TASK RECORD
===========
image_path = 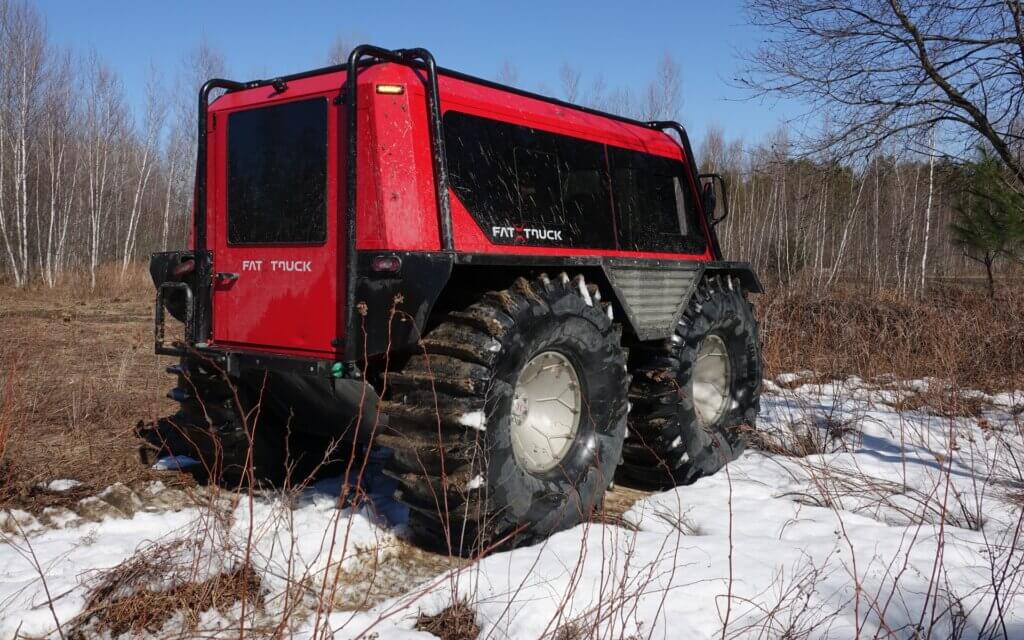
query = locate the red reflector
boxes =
[172,259,195,279]
[371,255,402,273]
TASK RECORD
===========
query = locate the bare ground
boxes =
[0,267,192,513]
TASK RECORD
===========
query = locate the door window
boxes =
[227,97,328,245]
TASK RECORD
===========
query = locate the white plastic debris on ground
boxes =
[2,377,1024,638]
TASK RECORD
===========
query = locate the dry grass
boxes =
[747,411,861,458]
[758,283,1024,392]
[887,386,992,418]
[0,263,186,512]
[71,538,263,638]
[552,622,642,640]
[414,601,480,640]
[329,537,463,611]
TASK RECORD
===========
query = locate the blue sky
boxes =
[37,0,798,145]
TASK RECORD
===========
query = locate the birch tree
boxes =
[121,72,166,276]
[40,50,76,286]
[82,56,126,288]
[0,0,45,286]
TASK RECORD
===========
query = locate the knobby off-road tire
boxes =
[620,276,761,488]
[380,274,628,554]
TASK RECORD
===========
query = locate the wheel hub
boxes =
[510,351,582,474]
[692,334,731,426]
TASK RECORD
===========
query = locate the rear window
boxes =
[227,98,328,244]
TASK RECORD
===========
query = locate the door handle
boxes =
[215,272,239,282]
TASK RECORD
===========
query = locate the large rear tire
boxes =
[620,276,761,487]
[381,274,628,554]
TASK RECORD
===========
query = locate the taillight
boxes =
[370,255,402,273]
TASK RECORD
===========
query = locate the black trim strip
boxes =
[195,80,245,342]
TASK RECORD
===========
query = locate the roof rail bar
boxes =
[343,45,453,356]
[193,78,246,344]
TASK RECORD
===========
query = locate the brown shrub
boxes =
[415,602,479,640]
[758,284,1024,391]
[72,568,262,637]
[71,539,263,638]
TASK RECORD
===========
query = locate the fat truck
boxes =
[142,45,763,552]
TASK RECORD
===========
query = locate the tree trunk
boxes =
[985,257,995,298]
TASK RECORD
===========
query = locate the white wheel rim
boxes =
[692,334,731,426]
[510,351,582,474]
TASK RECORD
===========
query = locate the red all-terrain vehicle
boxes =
[144,45,762,551]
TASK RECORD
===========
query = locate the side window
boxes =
[444,111,518,222]
[557,137,615,248]
[444,111,615,248]
[514,147,562,225]
[609,146,705,254]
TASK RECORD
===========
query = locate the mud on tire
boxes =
[620,275,761,488]
[380,274,628,554]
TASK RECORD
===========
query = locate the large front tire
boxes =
[381,274,628,554]
[620,276,761,487]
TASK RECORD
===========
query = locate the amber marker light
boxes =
[375,84,405,95]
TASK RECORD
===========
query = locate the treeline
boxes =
[702,131,990,295]
[0,1,1009,293]
[0,0,222,288]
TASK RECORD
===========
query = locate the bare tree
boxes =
[0,0,45,286]
[82,54,126,288]
[121,69,166,276]
[496,60,519,87]
[326,33,362,66]
[740,0,1024,183]
[559,62,582,104]
[173,39,227,244]
[641,52,682,121]
[39,48,77,286]
[160,117,185,251]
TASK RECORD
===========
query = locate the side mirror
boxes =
[699,173,729,226]
[702,182,717,219]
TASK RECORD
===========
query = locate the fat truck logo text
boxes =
[241,260,312,272]
[491,226,563,243]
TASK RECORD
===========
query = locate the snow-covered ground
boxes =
[2,376,1023,639]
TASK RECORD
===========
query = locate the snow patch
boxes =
[42,479,81,492]
[775,370,816,385]
[458,411,486,431]
[4,376,1024,638]
[577,278,593,306]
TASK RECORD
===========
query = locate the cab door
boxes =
[210,95,343,358]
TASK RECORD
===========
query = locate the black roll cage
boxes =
[186,44,719,354]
